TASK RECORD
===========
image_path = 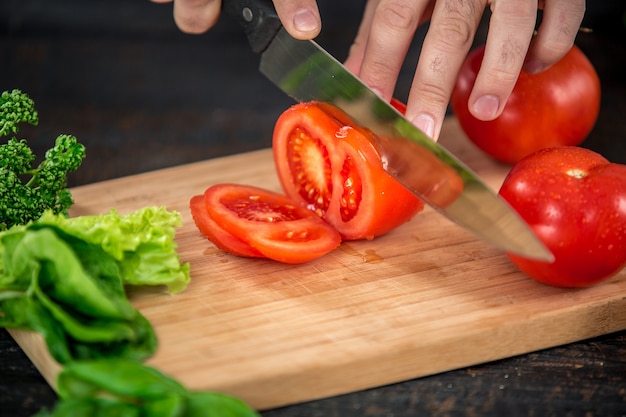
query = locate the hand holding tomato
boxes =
[452,45,601,164]
[499,146,626,287]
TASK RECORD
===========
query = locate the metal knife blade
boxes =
[224,0,553,262]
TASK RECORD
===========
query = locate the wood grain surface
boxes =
[10,118,626,410]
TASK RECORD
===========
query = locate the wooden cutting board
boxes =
[10,118,626,410]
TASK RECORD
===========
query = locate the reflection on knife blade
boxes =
[314,101,464,209]
[375,135,465,209]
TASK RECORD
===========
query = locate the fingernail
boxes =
[412,113,435,138]
[523,59,546,74]
[293,8,319,33]
[471,95,500,121]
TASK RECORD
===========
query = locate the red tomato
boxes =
[451,45,601,164]
[498,146,626,287]
[272,101,424,240]
[201,183,341,264]
[189,194,263,258]
[390,97,407,114]
[378,99,465,208]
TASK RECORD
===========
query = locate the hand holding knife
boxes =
[219,0,553,261]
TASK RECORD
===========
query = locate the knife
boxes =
[223,0,553,262]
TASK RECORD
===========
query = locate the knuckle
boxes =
[486,47,524,87]
[412,79,451,109]
[497,38,527,69]
[175,19,209,34]
[174,0,217,33]
[433,15,474,49]
[528,0,585,66]
[363,59,398,94]
[535,39,573,65]
[490,66,520,89]
[497,0,537,17]
[431,0,480,50]
[378,0,419,32]
[483,62,520,92]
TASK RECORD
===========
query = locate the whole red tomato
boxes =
[499,146,626,287]
[451,45,601,164]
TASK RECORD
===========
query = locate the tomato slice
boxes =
[189,194,264,258]
[202,183,341,264]
[273,101,424,240]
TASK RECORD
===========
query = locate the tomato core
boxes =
[566,168,587,179]
[287,126,332,216]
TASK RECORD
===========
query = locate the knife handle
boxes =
[223,0,282,53]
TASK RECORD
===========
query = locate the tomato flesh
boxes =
[191,100,451,262]
[452,45,601,164]
[273,101,424,240]
[499,146,626,287]
[338,155,362,223]
[286,126,333,216]
[202,183,341,264]
[189,194,263,258]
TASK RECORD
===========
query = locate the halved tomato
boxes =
[201,183,341,264]
[190,194,264,258]
[273,101,424,240]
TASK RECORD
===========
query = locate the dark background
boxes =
[1,1,625,416]
[1,0,625,186]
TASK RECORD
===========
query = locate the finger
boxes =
[523,0,585,73]
[272,0,321,40]
[353,0,429,102]
[406,0,485,139]
[344,0,380,75]
[467,0,538,122]
[345,0,435,76]
[173,0,221,34]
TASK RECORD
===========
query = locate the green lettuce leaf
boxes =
[35,207,191,293]
[0,206,190,363]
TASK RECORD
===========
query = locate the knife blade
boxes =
[223,0,553,262]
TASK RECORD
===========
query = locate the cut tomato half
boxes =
[273,101,425,240]
[202,184,341,264]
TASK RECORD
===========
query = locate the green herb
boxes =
[33,359,259,417]
[0,89,254,416]
[0,89,86,230]
[0,207,190,364]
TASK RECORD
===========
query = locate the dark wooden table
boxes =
[1,1,625,416]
